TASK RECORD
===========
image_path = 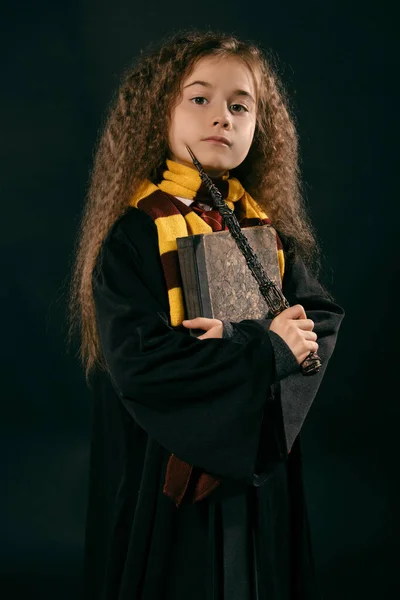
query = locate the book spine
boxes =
[177,237,203,320]
[193,235,213,319]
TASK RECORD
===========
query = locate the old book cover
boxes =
[176,225,282,323]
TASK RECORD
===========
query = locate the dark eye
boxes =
[191,96,208,105]
[231,104,248,113]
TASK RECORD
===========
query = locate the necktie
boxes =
[190,198,229,232]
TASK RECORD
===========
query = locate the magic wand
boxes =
[185,144,321,376]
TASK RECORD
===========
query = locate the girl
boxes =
[68,30,344,600]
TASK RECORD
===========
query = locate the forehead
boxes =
[183,55,257,95]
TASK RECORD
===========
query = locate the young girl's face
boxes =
[168,55,257,178]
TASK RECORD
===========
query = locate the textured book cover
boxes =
[176,225,281,322]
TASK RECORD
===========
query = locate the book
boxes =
[176,225,281,324]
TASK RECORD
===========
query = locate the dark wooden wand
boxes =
[185,144,321,376]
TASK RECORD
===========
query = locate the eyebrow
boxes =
[183,80,255,104]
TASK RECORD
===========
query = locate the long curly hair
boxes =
[67,29,323,382]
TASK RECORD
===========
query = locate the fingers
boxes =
[182,318,223,339]
[275,305,314,331]
[295,318,315,331]
[182,317,221,330]
[300,329,318,352]
[199,325,223,339]
[284,304,307,320]
[269,304,320,362]
[302,330,318,341]
[306,341,319,354]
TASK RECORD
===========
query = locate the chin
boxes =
[196,154,231,175]
[178,145,235,176]
[205,163,234,178]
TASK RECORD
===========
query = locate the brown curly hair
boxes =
[67,29,323,382]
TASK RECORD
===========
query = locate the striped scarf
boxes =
[129,159,285,328]
[129,159,285,507]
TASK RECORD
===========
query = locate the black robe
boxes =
[83,206,345,600]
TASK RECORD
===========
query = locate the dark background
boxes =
[2,0,398,598]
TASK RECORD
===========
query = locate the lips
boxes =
[203,136,231,146]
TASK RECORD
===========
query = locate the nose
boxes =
[213,118,233,130]
[214,119,232,130]
[212,106,233,130]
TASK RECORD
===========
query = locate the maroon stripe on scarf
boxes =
[168,195,195,215]
[160,251,182,291]
[136,191,187,295]
[138,191,180,219]
[194,178,229,203]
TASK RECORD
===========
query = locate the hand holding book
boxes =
[182,317,223,339]
[181,306,318,366]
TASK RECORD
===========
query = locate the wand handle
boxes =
[185,145,321,376]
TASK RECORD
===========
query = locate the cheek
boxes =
[168,116,182,148]
[245,119,256,145]
[170,111,199,148]
[238,119,256,145]
[248,116,257,135]
[169,107,188,138]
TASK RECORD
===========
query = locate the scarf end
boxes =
[163,453,222,508]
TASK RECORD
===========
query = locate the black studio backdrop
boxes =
[1,1,398,598]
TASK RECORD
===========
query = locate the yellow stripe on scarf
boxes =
[130,159,284,326]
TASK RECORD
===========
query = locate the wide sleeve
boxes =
[92,219,279,484]
[276,251,345,453]
[220,247,345,472]
[222,318,300,381]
